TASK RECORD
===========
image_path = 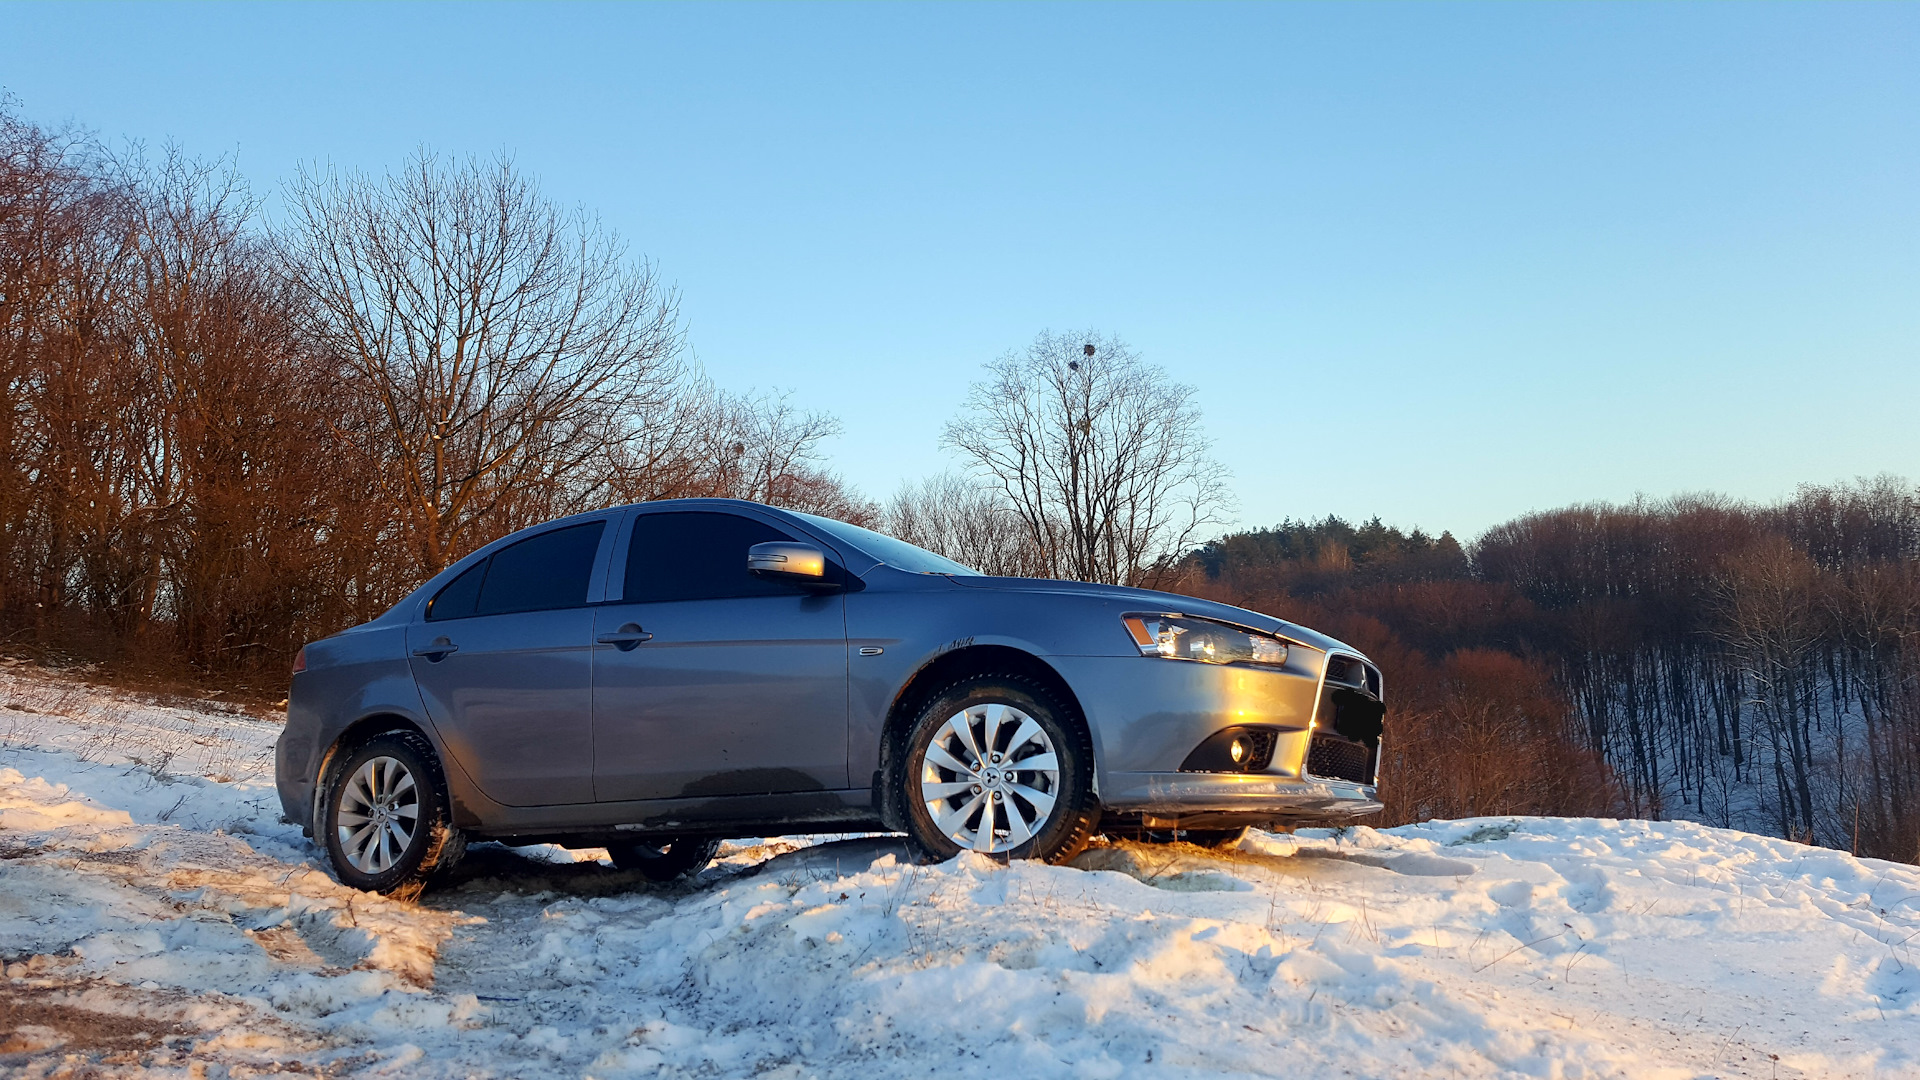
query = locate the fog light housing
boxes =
[1180,726,1279,773]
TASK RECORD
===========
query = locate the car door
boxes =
[592,509,849,802]
[407,520,608,807]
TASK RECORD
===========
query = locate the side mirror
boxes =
[747,542,836,588]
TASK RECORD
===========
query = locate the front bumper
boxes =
[1046,653,1383,826]
[1099,770,1382,828]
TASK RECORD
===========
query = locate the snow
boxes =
[2,665,1918,1078]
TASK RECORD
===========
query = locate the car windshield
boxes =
[794,513,981,576]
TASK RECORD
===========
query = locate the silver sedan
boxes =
[276,499,1385,895]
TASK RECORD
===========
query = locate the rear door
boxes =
[407,520,609,806]
[592,509,849,802]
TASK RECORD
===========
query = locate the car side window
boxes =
[425,559,489,621]
[459,521,606,617]
[624,512,805,603]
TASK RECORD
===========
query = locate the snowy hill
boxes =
[1,667,1915,1079]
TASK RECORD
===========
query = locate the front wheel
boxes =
[606,837,722,882]
[899,675,1098,864]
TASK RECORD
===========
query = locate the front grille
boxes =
[1307,733,1374,785]
[1327,655,1376,689]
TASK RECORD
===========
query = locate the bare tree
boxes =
[121,146,372,667]
[281,151,684,574]
[604,381,874,523]
[0,104,143,626]
[1711,539,1825,838]
[883,472,1046,577]
[943,331,1229,586]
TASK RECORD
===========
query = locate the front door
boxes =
[407,520,606,807]
[592,510,849,802]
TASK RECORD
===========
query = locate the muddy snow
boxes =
[1,666,1916,1078]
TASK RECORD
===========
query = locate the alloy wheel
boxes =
[918,702,1061,853]
[335,755,420,874]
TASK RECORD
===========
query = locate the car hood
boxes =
[945,576,1362,658]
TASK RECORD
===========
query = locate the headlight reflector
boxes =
[1122,614,1289,668]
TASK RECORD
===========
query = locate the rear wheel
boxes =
[318,731,465,897]
[606,837,722,882]
[899,675,1098,864]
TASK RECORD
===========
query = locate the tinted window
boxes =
[624,512,803,603]
[425,559,489,621]
[471,521,606,616]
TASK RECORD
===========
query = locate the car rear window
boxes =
[624,512,801,603]
[425,559,489,621]
[426,521,605,620]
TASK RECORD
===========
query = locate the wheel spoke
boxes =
[1008,783,1057,820]
[391,771,416,799]
[1002,799,1035,847]
[1010,751,1058,775]
[352,760,376,800]
[972,797,997,852]
[1006,717,1043,756]
[979,703,1005,757]
[337,809,372,827]
[947,712,985,766]
[935,793,984,840]
[925,743,977,778]
[920,780,975,800]
[341,822,374,870]
[343,820,375,856]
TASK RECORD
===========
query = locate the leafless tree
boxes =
[120,146,372,666]
[883,472,1046,576]
[1711,539,1825,838]
[604,381,874,523]
[281,151,684,574]
[0,104,143,626]
[943,331,1229,586]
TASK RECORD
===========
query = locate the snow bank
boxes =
[2,667,1916,1078]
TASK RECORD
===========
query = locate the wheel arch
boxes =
[311,712,449,830]
[874,644,1098,831]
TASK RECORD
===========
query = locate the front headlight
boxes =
[1121,613,1289,668]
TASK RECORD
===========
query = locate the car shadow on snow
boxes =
[414,831,1476,908]
[420,835,921,905]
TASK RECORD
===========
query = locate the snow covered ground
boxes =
[2,665,1918,1079]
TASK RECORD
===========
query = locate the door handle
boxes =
[596,623,653,651]
[412,637,459,661]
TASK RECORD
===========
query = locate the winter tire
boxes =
[900,675,1098,864]
[318,730,465,898]
[607,837,722,882]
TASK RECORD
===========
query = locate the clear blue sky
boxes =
[5,2,1915,540]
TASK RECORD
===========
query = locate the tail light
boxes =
[291,646,307,675]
